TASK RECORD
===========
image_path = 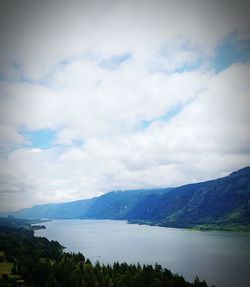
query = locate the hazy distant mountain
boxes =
[2,167,250,230]
[3,188,172,220]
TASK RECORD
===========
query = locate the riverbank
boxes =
[0,218,210,287]
[128,219,250,232]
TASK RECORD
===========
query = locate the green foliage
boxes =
[0,262,13,276]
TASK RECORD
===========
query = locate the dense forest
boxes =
[0,217,211,287]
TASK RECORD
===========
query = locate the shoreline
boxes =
[33,217,250,232]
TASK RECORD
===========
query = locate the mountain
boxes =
[3,188,172,219]
[2,167,250,230]
[128,167,250,229]
[6,199,93,219]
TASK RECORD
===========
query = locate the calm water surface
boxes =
[35,220,250,287]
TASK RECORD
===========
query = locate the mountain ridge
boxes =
[2,167,250,230]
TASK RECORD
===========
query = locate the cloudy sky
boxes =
[0,0,249,211]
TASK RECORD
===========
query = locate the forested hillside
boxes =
[3,167,250,230]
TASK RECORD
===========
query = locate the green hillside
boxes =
[3,167,250,231]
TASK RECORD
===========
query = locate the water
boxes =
[34,219,250,287]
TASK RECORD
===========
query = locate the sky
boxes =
[0,0,249,212]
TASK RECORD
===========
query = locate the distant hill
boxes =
[2,167,250,230]
[2,188,172,220]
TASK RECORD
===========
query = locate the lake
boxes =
[34,219,250,287]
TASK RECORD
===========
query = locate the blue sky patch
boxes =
[169,60,202,74]
[21,129,56,149]
[151,42,204,74]
[213,37,250,73]
[138,105,183,130]
[71,139,85,146]
[100,53,131,70]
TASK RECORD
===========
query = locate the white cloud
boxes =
[1,0,249,80]
[0,0,249,211]
[0,125,25,145]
